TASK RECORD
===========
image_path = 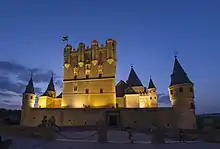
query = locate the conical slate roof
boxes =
[46,76,55,92]
[24,75,35,94]
[148,77,156,89]
[41,75,56,96]
[126,66,143,87]
[170,56,193,86]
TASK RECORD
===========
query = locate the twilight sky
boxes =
[0,0,220,114]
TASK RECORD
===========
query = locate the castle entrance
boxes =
[106,111,120,127]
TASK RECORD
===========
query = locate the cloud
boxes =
[157,93,171,107]
[0,61,62,109]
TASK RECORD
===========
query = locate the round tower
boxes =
[168,56,196,129]
[64,44,72,69]
[78,42,85,67]
[106,38,116,64]
[147,77,158,107]
[91,40,98,66]
[20,75,36,126]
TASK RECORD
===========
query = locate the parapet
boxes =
[66,39,116,52]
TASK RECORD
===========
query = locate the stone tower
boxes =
[147,77,158,107]
[20,75,36,126]
[62,39,116,108]
[168,56,196,129]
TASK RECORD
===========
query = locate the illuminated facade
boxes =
[20,39,196,129]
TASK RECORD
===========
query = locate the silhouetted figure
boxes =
[127,127,133,144]
[41,116,48,127]
[179,130,184,142]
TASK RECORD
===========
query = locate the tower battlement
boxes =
[63,39,116,80]
[67,39,116,51]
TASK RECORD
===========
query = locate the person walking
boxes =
[127,127,133,144]
[179,129,184,142]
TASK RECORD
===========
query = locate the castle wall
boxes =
[25,108,178,130]
[124,94,140,108]
[116,97,125,107]
[119,108,176,130]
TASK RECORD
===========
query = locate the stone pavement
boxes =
[2,130,220,149]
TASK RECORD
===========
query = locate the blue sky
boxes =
[0,0,219,114]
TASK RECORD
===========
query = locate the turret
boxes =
[78,42,85,67]
[126,66,143,87]
[168,56,196,129]
[42,75,56,98]
[147,77,158,107]
[91,40,98,66]
[64,44,72,69]
[20,74,36,126]
[106,38,116,64]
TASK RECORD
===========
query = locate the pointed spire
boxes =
[148,77,156,89]
[170,56,193,86]
[24,73,35,94]
[41,74,56,96]
[46,73,55,92]
[126,66,143,87]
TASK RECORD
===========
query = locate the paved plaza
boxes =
[2,130,220,149]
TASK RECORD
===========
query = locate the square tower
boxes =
[62,39,116,108]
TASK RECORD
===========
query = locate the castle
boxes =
[20,39,196,129]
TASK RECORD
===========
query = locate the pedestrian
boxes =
[179,130,184,142]
[128,128,133,144]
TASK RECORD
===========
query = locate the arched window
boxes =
[170,90,173,95]
[179,87,183,92]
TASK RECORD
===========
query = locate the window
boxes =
[74,76,77,80]
[86,75,89,79]
[116,103,119,108]
[100,89,103,93]
[149,91,151,93]
[99,74,102,78]
[179,87,183,92]
[133,121,137,124]
[74,86,77,91]
[30,96,33,99]
[33,117,35,119]
[154,97,156,99]
[85,89,89,94]
[85,122,87,124]
[150,97,152,100]
[170,90,173,95]
[190,87,193,92]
